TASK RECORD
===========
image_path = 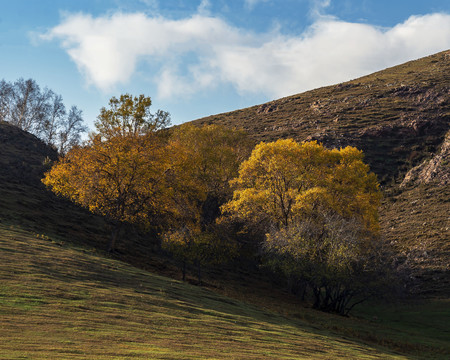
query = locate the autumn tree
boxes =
[95,94,170,140]
[263,214,392,315]
[161,124,252,281]
[222,139,380,230]
[222,139,383,314]
[43,94,170,251]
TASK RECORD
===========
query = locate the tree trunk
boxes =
[197,261,202,285]
[182,261,187,281]
[299,279,308,302]
[312,286,321,309]
[108,224,121,252]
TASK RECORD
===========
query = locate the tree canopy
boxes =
[95,94,170,140]
[43,94,171,251]
[222,139,384,314]
[222,139,380,233]
[161,124,253,281]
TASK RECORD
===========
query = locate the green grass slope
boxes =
[1,224,449,359]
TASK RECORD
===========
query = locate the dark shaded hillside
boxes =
[0,121,188,279]
[192,51,450,296]
[0,121,109,248]
[193,50,450,186]
[0,121,57,185]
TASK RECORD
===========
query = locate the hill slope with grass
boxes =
[2,224,450,359]
[0,121,170,267]
[192,50,450,296]
[0,121,109,248]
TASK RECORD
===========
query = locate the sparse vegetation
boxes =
[194,50,450,187]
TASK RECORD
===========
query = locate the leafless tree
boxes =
[1,78,87,153]
[58,106,87,154]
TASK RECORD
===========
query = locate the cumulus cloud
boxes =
[309,0,331,18]
[42,11,450,99]
[197,0,211,15]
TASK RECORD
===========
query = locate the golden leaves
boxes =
[223,139,381,233]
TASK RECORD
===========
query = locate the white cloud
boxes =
[309,0,331,18]
[197,0,211,15]
[42,11,450,100]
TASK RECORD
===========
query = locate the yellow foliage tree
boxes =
[161,124,252,281]
[222,139,381,233]
[222,139,384,314]
[43,94,170,251]
[95,94,170,139]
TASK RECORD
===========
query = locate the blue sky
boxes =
[1,0,450,130]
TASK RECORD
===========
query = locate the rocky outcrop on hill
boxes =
[401,131,450,187]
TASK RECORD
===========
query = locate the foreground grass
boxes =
[0,225,416,360]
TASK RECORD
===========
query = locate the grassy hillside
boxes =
[380,184,450,296]
[1,224,449,359]
[0,121,105,244]
[0,121,166,262]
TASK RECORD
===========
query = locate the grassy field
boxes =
[3,224,448,360]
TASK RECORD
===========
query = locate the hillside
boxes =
[0,121,107,247]
[2,224,449,359]
[192,50,450,295]
[0,121,179,277]
[193,50,450,186]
